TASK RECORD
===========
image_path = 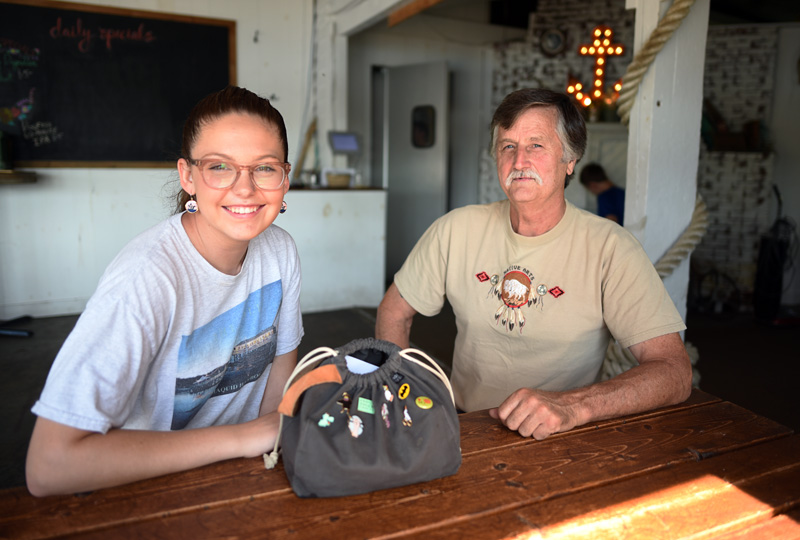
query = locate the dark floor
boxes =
[1,305,798,490]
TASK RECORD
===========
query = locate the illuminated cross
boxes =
[567,26,624,107]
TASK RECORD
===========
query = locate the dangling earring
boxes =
[185,195,198,214]
[280,200,287,214]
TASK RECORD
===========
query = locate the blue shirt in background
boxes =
[597,186,625,226]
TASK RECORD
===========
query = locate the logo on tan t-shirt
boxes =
[477,265,564,334]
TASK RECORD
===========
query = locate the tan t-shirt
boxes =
[394,200,685,412]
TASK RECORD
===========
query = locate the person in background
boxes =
[26,86,303,496]
[579,162,626,225]
[376,88,691,441]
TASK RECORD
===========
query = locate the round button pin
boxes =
[415,396,433,409]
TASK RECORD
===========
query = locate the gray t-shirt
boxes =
[33,213,303,432]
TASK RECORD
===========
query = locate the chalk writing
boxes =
[0,40,40,82]
[21,118,63,147]
[50,17,92,52]
[99,24,156,50]
[0,88,35,127]
[0,38,39,57]
[49,16,156,52]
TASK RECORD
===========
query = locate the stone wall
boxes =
[482,0,634,203]
[693,25,778,308]
[485,5,779,309]
[693,149,775,309]
[703,26,777,133]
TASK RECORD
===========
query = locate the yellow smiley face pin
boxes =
[415,396,433,409]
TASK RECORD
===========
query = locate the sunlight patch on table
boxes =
[511,474,785,539]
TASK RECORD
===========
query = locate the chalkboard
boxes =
[0,0,235,167]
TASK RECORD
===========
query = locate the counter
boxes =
[280,188,387,313]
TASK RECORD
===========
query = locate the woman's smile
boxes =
[225,205,263,215]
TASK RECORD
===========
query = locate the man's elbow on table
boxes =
[631,332,694,405]
[675,356,694,403]
[665,335,694,404]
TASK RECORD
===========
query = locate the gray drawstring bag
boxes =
[264,338,461,498]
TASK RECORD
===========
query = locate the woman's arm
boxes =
[26,409,279,497]
[259,349,298,415]
[27,349,300,497]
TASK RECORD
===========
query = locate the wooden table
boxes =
[2,389,798,539]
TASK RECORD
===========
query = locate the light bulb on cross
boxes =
[566,25,624,108]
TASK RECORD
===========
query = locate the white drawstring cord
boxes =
[264,347,338,469]
[398,348,455,406]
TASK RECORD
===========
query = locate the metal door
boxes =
[384,61,450,282]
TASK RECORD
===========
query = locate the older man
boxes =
[376,88,691,441]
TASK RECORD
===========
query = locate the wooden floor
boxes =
[1,304,798,491]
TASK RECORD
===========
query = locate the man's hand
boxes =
[489,388,579,440]
[487,333,692,441]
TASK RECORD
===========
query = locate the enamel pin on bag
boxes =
[264,338,461,498]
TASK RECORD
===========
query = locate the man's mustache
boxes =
[505,169,543,187]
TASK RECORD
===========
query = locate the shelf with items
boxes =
[0,169,37,185]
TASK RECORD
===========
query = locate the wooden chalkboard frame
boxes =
[0,0,236,168]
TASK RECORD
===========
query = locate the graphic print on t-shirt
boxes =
[477,265,565,334]
[171,281,281,430]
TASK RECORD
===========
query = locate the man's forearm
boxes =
[567,357,692,427]
[375,283,416,348]
[375,308,412,348]
[490,332,692,440]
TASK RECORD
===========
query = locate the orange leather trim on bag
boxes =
[278,364,343,417]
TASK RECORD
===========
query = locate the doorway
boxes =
[373,61,450,284]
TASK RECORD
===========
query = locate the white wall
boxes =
[347,14,524,210]
[281,190,387,313]
[1,0,314,319]
[1,169,169,317]
[771,25,800,306]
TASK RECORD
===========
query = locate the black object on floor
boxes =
[0,315,33,337]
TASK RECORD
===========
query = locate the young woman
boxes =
[26,86,303,496]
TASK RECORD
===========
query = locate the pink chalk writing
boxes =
[99,24,156,50]
[50,17,93,52]
[49,16,156,52]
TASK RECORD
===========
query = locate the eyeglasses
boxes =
[186,158,289,191]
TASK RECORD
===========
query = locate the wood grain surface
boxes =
[1,389,797,540]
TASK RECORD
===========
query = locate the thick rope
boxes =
[654,194,709,278]
[616,0,697,125]
[603,0,705,381]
